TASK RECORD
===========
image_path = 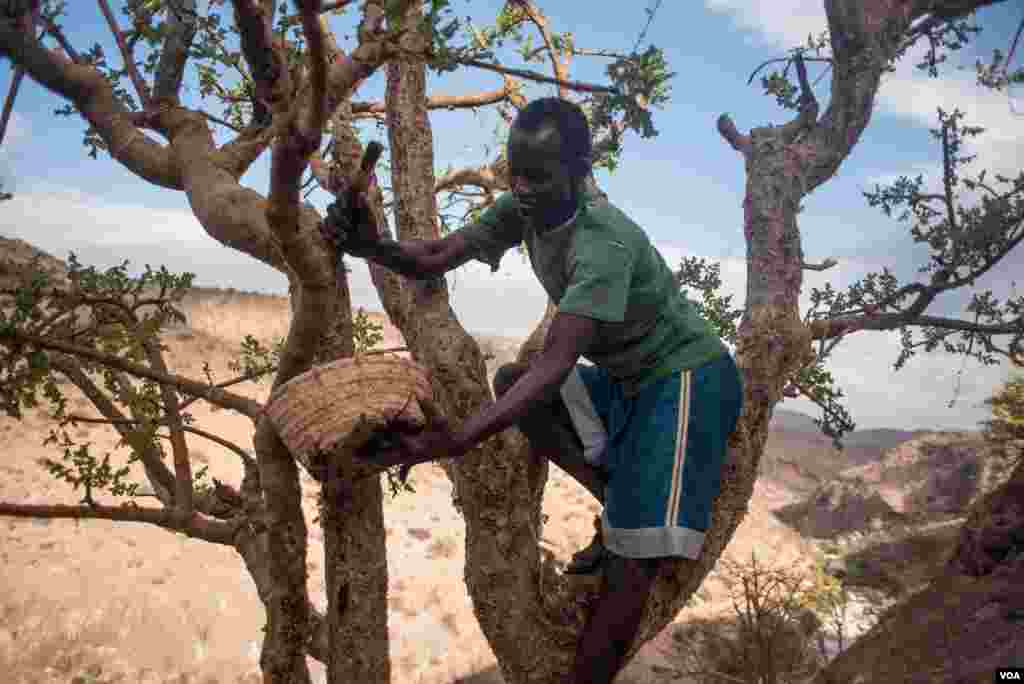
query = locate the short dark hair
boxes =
[512,98,592,179]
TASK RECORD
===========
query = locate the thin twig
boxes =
[201,110,242,132]
[96,0,151,105]
[42,16,81,63]
[1004,10,1024,76]
[631,0,664,55]
[747,55,832,85]
[454,58,616,94]
[0,68,25,148]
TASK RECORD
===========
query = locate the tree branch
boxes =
[809,309,1023,341]
[141,339,193,520]
[53,357,178,507]
[435,157,508,194]
[266,1,398,390]
[41,15,80,63]
[792,50,819,130]
[179,367,274,412]
[454,57,616,94]
[299,0,329,138]
[0,500,237,545]
[802,1,1002,193]
[96,0,151,105]
[67,413,256,469]
[0,20,182,189]
[201,109,243,133]
[352,77,518,115]
[717,113,751,157]
[4,329,263,419]
[0,66,25,147]
[153,0,198,101]
[514,0,569,98]
[230,0,286,125]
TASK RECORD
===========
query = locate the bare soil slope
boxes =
[0,280,821,684]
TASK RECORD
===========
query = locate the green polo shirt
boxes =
[459,186,727,397]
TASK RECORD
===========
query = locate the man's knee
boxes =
[493,361,530,399]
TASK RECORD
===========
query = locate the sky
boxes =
[1,0,1022,432]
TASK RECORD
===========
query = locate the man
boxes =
[321,97,744,683]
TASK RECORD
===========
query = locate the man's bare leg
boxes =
[493,362,606,503]
[568,553,662,684]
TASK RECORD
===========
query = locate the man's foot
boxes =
[565,530,607,575]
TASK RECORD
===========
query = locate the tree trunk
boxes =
[316,273,391,683]
[366,6,773,684]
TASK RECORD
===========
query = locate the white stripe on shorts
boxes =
[665,369,692,527]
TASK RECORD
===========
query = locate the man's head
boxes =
[507,98,592,225]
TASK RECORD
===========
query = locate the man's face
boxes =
[507,121,576,223]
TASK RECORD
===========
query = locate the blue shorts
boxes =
[559,353,743,560]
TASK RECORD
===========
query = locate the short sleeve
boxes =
[558,239,633,323]
[456,193,525,273]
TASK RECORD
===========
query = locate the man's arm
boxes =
[357,230,481,280]
[451,312,599,453]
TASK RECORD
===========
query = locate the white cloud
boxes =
[703,0,828,48]
[3,187,211,247]
[704,2,1024,221]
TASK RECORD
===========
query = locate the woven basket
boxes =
[265,354,435,480]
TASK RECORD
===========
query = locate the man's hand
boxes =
[356,413,469,471]
[320,190,379,258]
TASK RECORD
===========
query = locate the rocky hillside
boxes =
[814,452,1024,684]
[0,236,69,290]
[778,432,1014,542]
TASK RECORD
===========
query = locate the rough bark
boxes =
[312,125,391,681]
